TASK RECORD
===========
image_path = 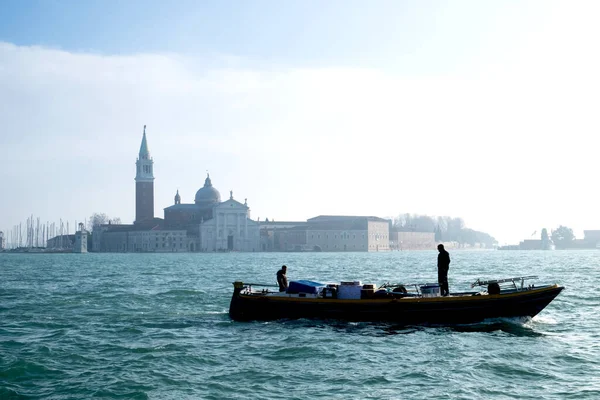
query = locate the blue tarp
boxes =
[287,280,326,294]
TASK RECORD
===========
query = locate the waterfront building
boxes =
[0,231,4,250]
[518,239,545,250]
[583,230,600,248]
[73,223,88,253]
[258,220,308,251]
[47,234,75,250]
[259,216,391,252]
[389,231,436,250]
[306,215,390,252]
[93,223,188,252]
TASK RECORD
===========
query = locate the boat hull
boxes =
[229,285,564,324]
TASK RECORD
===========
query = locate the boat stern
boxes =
[229,281,246,321]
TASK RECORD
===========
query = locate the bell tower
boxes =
[135,125,154,223]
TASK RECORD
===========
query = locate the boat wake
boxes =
[445,316,545,336]
[267,317,541,337]
[527,314,557,325]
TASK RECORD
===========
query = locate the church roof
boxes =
[258,221,307,227]
[195,173,221,206]
[306,215,390,231]
[164,204,199,211]
[308,215,389,223]
[216,198,248,209]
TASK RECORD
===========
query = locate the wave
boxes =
[529,314,558,325]
[155,289,206,296]
[445,317,545,336]
[0,387,26,399]
[0,359,63,380]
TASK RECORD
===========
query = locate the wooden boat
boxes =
[229,276,564,324]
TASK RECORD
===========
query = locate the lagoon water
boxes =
[1,250,599,399]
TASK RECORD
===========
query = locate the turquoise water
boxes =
[1,251,598,399]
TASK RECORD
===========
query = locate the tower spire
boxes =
[139,125,150,159]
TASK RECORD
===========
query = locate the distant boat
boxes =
[229,276,563,324]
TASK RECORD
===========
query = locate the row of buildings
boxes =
[499,230,600,250]
[93,214,403,253]
[47,216,435,253]
[514,230,600,250]
[0,127,444,254]
[83,126,436,253]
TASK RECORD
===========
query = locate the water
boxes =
[1,250,599,399]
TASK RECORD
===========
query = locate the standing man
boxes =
[277,265,288,292]
[437,244,451,296]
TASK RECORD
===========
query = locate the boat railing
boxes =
[233,282,280,294]
[379,282,431,294]
[236,282,279,287]
[471,276,539,290]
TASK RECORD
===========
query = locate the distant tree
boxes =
[435,225,442,241]
[413,215,436,233]
[89,213,109,231]
[436,216,448,233]
[393,213,436,232]
[541,228,549,241]
[392,213,411,231]
[88,213,122,231]
[448,218,465,235]
[391,212,496,247]
[551,225,575,249]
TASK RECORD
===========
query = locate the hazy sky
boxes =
[1,0,599,244]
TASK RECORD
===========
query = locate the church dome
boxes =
[195,173,221,207]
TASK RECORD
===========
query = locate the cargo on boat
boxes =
[229,276,564,324]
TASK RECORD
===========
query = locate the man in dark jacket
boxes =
[277,265,288,292]
[437,244,451,296]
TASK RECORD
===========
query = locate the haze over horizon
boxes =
[1,0,599,245]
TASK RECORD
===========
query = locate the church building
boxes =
[163,174,260,252]
[91,125,392,253]
[92,125,259,252]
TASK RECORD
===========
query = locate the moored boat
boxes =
[229,276,564,324]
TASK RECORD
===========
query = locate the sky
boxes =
[1,0,599,245]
